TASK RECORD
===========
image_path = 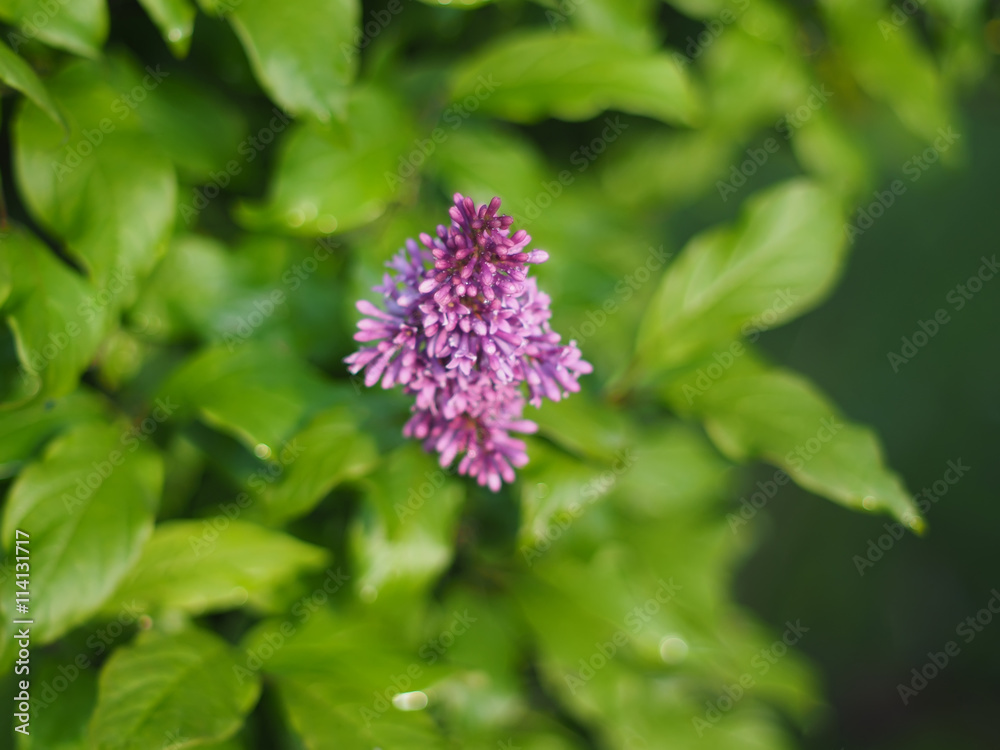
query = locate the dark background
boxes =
[739,87,1000,749]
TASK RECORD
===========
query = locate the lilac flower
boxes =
[345,194,592,490]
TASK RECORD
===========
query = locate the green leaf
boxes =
[89,627,261,750]
[105,519,329,616]
[665,352,924,531]
[236,86,413,235]
[160,343,341,452]
[262,406,378,524]
[137,0,196,57]
[201,0,359,122]
[12,58,176,298]
[602,128,737,208]
[1,226,109,406]
[450,31,701,125]
[634,179,847,378]
[0,38,65,129]
[1,421,162,643]
[0,389,106,478]
[245,610,448,748]
[0,0,108,57]
[820,0,955,144]
[351,444,463,605]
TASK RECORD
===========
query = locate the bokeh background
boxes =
[0,0,997,748]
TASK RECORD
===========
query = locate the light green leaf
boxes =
[1,226,109,406]
[262,406,378,524]
[200,0,358,122]
[12,58,176,299]
[634,179,847,377]
[0,0,107,57]
[0,389,106,478]
[450,31,701,125]
[137,0,196,57]
[0,421,162,643]
[665,352,924,530]
[105,519,329,616]
[89,627,261,750]
[237,86,413,235]
[159,343,341,452]
[0,38,65,128]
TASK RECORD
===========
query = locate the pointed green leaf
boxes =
[137,0,196,57]
[665,352,924,530]
[1,422,162,643]
[199,0,358,122]
[0,38,65,129]
[635,179,847,377]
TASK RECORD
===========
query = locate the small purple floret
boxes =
[345,194,591,491]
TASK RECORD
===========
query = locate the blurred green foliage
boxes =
[0,0,994,748]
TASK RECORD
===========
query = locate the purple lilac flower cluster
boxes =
[345,194,591,491]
